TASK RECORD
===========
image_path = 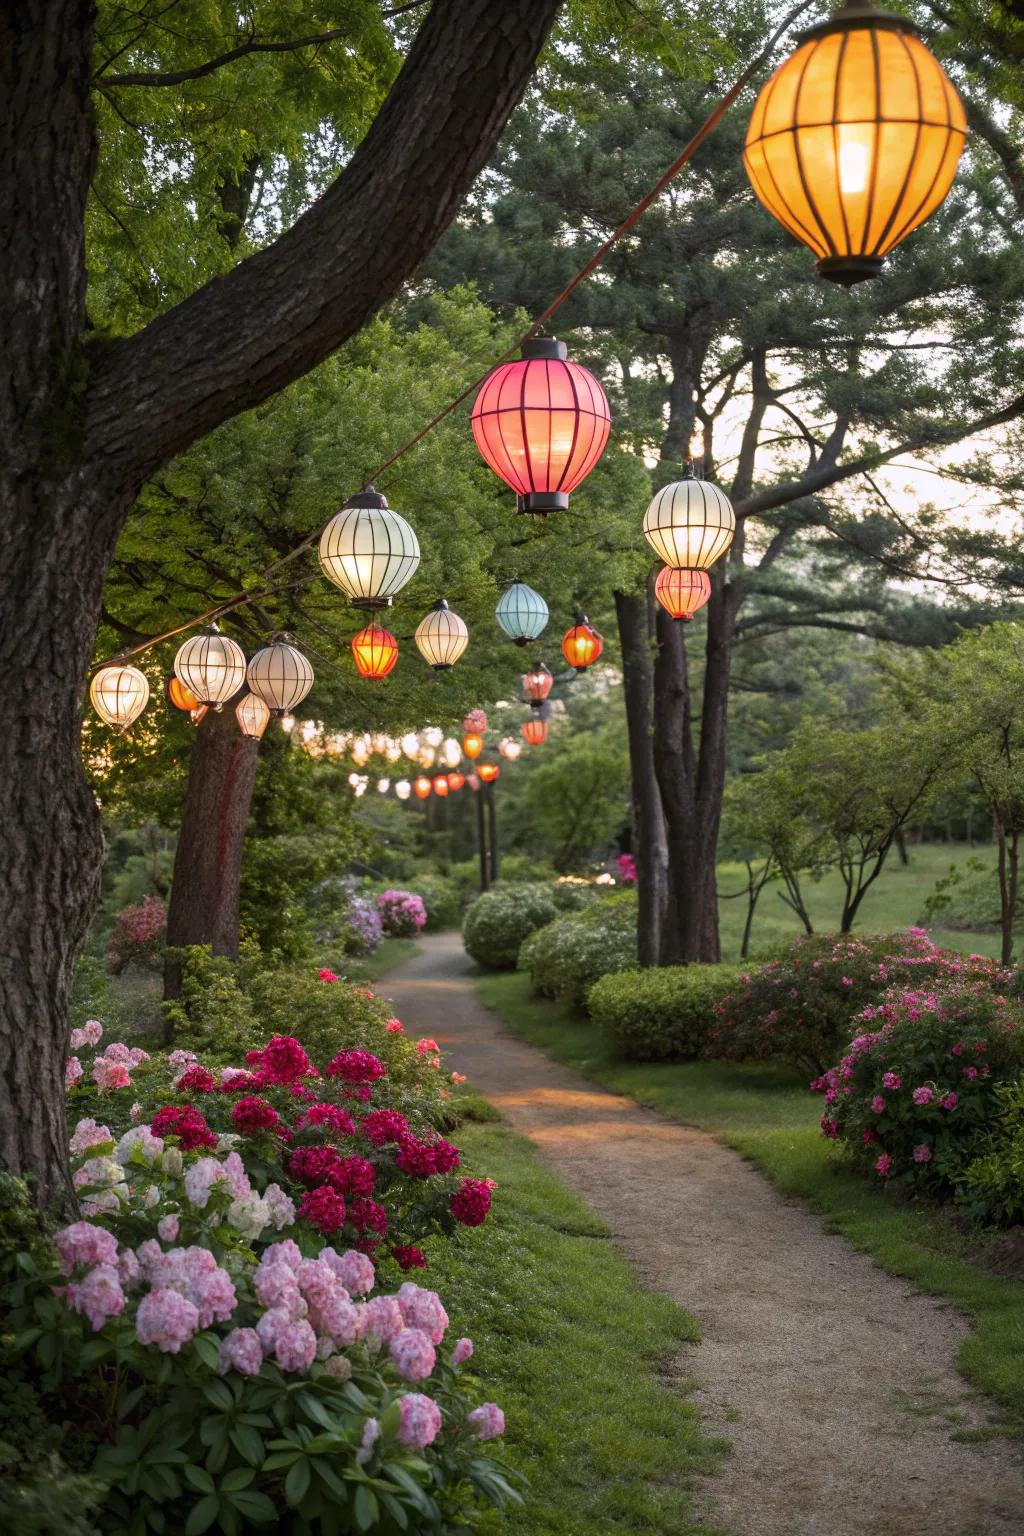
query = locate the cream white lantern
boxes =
[377,777,391,794]
[423,726,443,748]
[235,692,271,740]
[499,736,522,761]
[395,779,412,801]
[247,639,314,715]
[414,599,469,670]
[174,625,247,707]
[400,732,419,759]
[642,475,735,569]
[318,488,421,610]
[418,746,436,768]
[89,664,150,731]
[440,737,462,769]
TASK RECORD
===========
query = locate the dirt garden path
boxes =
[383,931,1024,1536]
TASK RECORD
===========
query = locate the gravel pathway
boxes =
[382,932,1024,1536]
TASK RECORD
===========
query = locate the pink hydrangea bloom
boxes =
[263,1239,303,1271]
[913,1144,933,1164]
[385,1019,403,1033]
[80,1019,103,1047]
[157,1215,180,1243]
[467,1403,505,1440]
[390,1327,436,1382]
[65,1056,83,1087]
[92,1059,131,1092]
[870,1095,886,1114]
[168,1049,198,1069]
[362,1296,405,1343]
[941,1092,958,1111]
[275,1319,317,1372]
[397,1282,449,1345]
[912,1086,933,1106]
[255,1307,291,1354]
[355,1417,380,1466]
[69,1264,126,1331]
[191,1267,237,1327]
[451,1337,474,1367]
[881,1072,901,1090]
[396,1393,442,1450]
[254,1261,304,1313]
[322,1247,375,1296]
[55,1220,119,1274]
[69,1118,113,1156]
[219,1327,264,1377]
[136,1288,200,1353]
[184,1157,229,1209]
[874,1154,892,1177]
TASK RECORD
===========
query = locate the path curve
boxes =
[383,932,1024,1536]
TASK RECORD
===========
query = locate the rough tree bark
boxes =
[614,584,668,965]
[0,0,562,1204]
[163,706,260,1006]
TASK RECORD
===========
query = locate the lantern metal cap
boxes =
[518,490,570,514]
[818,253,886,285]
[521,336,567,361]
[799,1,917,42]
[344,486,389,510]
[433,598,449,611]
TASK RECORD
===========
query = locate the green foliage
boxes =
[461,886,560,971]
[589,964,746,1061]
[162,947,262,1059]
[401,875,460,933]
[520,729,630,872]
[517,895,637,1010]
[245,966,402,1072]
[959,1078,1024,1227]
[493,856,558,886]
[923,856,1008,931]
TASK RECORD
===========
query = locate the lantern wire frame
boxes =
[247,639,315,713]
[496,581,549,646]
[562,615,603,673]
[90,664,151,732]
[236,691,272,740]
[414,599,469,670]
[643,476,736,569]
[318,489,421,611]
[522,661,554,708]
[521,715,549,746]
[351,624,400,681]
[655,566,713,621]
[174,626,247,708]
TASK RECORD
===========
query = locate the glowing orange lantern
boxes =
[478,762,500,783]
[561,614,603,673]
[462,732,484,761]
[743,1,966,285]
[522,661,553,708]
[471,338,611,513]
[522,716,549,746]
[166,676,202,713]
[352,623,399,680]
[447,771,465,792]
[414,776,433,800]
[655,566,712,621]
[432,774,450,798]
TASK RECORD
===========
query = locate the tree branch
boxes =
[84,0,561,495]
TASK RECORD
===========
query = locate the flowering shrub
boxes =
[812,981,1024,1195]
[615,853,637,885]
[3,1117,515,1533]
[589,963,745,1059]
[462,883,560,970]
[106,894,166,975]
[345,895,384,955]
[958,1077,1024,1226]
[518,894,637,1010]
[706,929,1014,1076]
[377,889,428,938]
[403,874,461,932]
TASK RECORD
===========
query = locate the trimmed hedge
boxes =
[462,883,560,969]
[589,963,746,1060]
[518,895,637,1010]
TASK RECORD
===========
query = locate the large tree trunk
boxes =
[163,706,260,1004]
[0,0,561,1202]
[614,585,668,965]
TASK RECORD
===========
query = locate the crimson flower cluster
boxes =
[150,1105,217,1151]
[326,1049,387,1084]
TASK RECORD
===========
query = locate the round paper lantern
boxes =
[447,771,465,792]
[522,661,553,708]
[743,1,966,285]
[377,778,391,794]
[401,732,420,759]
[414,775,433,800]
[89,664,150,731]
[247,639,314,713]
[643,477,735,569]
[440,738,462,769]
[432,774,450,798]
[166,676,201,713]
[418,746,436,768]
[395,779,412,801]
[655,566,713,621]
[236,692,271,740]
[351,624,399,681]
[499,737,522,761]
[496,581,549,646]
[561,614,603,673]
[174,625,246,707]
[522,716,549,746]
[472,337,611,513]
[462,731,484,760]
[414,599,469,670]
[478,761,500,783]
[318,488,420,610]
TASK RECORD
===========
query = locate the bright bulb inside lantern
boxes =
[838,139,869,194]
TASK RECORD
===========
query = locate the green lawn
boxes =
[477,970,1024,1434]
[429,1117,724,1534]
[339,935,420,982]
[717,842,1005,960]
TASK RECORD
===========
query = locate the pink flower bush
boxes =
[615,852,637,884]
[467,1403,506,1440]
[397,1394,443,1450]
[377,889,428,938]
[106,894,166,975]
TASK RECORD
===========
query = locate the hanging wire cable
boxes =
[95,0,816,674]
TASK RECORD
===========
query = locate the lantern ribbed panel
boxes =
[351,624,399,680]
[247,641,314,711]
[236,692,271,740]
[472,355,610,499]
[643,480,736,569]
[522,663,553,704]
[167,676,201,713]
[521,716,548,745]
[744,19,965,278]
[495,582,549,643]
[462,732,484,760]
[90,665,150,730]
[432,774,450,797]
[478,762,500,782]
[414,604,469,669]
[654,566,713,620]
[319,503,421,605]
[562,622,603,671]
[174,631,247,706]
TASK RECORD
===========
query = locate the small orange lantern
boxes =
[432,774,450,798]
[561,614,603,673]
[654,566,712,622]
[522,661,553,709]
[166,675,202,713]
[462,731,484,760]
[521,716,548,746]
[447,771,465,792]
[414,775,433,799]
[478,762,500,783]
[352,623,399,680]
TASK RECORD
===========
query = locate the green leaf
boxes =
[285,1458,311,1508]
[229,1424,265,1467]
[201,1380,234,1413]
[220,1467,255,1493]
[184,1494,220,1536]
[184,1465,216,1494]
[227,1491,278,1524]
[192,1333,221,1372]
[354,1486,379,1531]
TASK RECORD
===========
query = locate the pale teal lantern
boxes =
[496,581,549,647]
